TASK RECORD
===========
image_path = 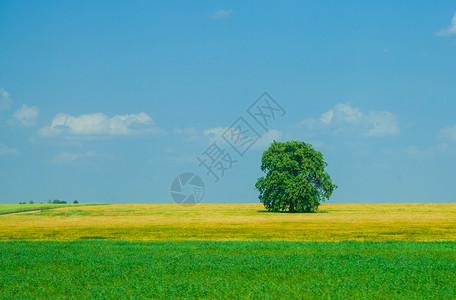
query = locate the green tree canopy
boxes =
[255,141,337,213]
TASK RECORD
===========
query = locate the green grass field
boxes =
[1,241,455,299]
[0,204,76,215]
[1,203,455,299]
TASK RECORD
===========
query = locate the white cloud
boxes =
[252,129,282,149]
[8,104,40,127]
[203,126,226,144]
[0,143,18,155]
[0,88,12,111]
[365,111,400,137]
[436,12,456,36]
[320,103,362,125]
[302,103,399,137]
[211,10,234,19]
[319,110,334,124]
[439,124,456,143]
[38,112,158,137]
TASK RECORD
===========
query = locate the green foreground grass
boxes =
[1,241,455,299]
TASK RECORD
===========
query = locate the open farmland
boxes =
[0,203,107,216]
[0,203,456,241]
[1,203,456,299]
[1,241,455,299]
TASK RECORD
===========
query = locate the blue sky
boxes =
[1,1,455,204]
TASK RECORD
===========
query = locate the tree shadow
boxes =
[257,210,329,214]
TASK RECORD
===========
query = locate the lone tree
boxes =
[255,141,337,213]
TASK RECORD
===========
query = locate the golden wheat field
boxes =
[1,203,456,241]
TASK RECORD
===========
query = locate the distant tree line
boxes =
[19,199,79,204]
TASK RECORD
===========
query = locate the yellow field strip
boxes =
[0,203,455,241]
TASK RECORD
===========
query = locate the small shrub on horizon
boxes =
[51,199,67,204]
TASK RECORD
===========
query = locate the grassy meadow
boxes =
[1,241,455,299]
[1,203,456,299]
[0,204,80,216]
[0,203,455,241]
